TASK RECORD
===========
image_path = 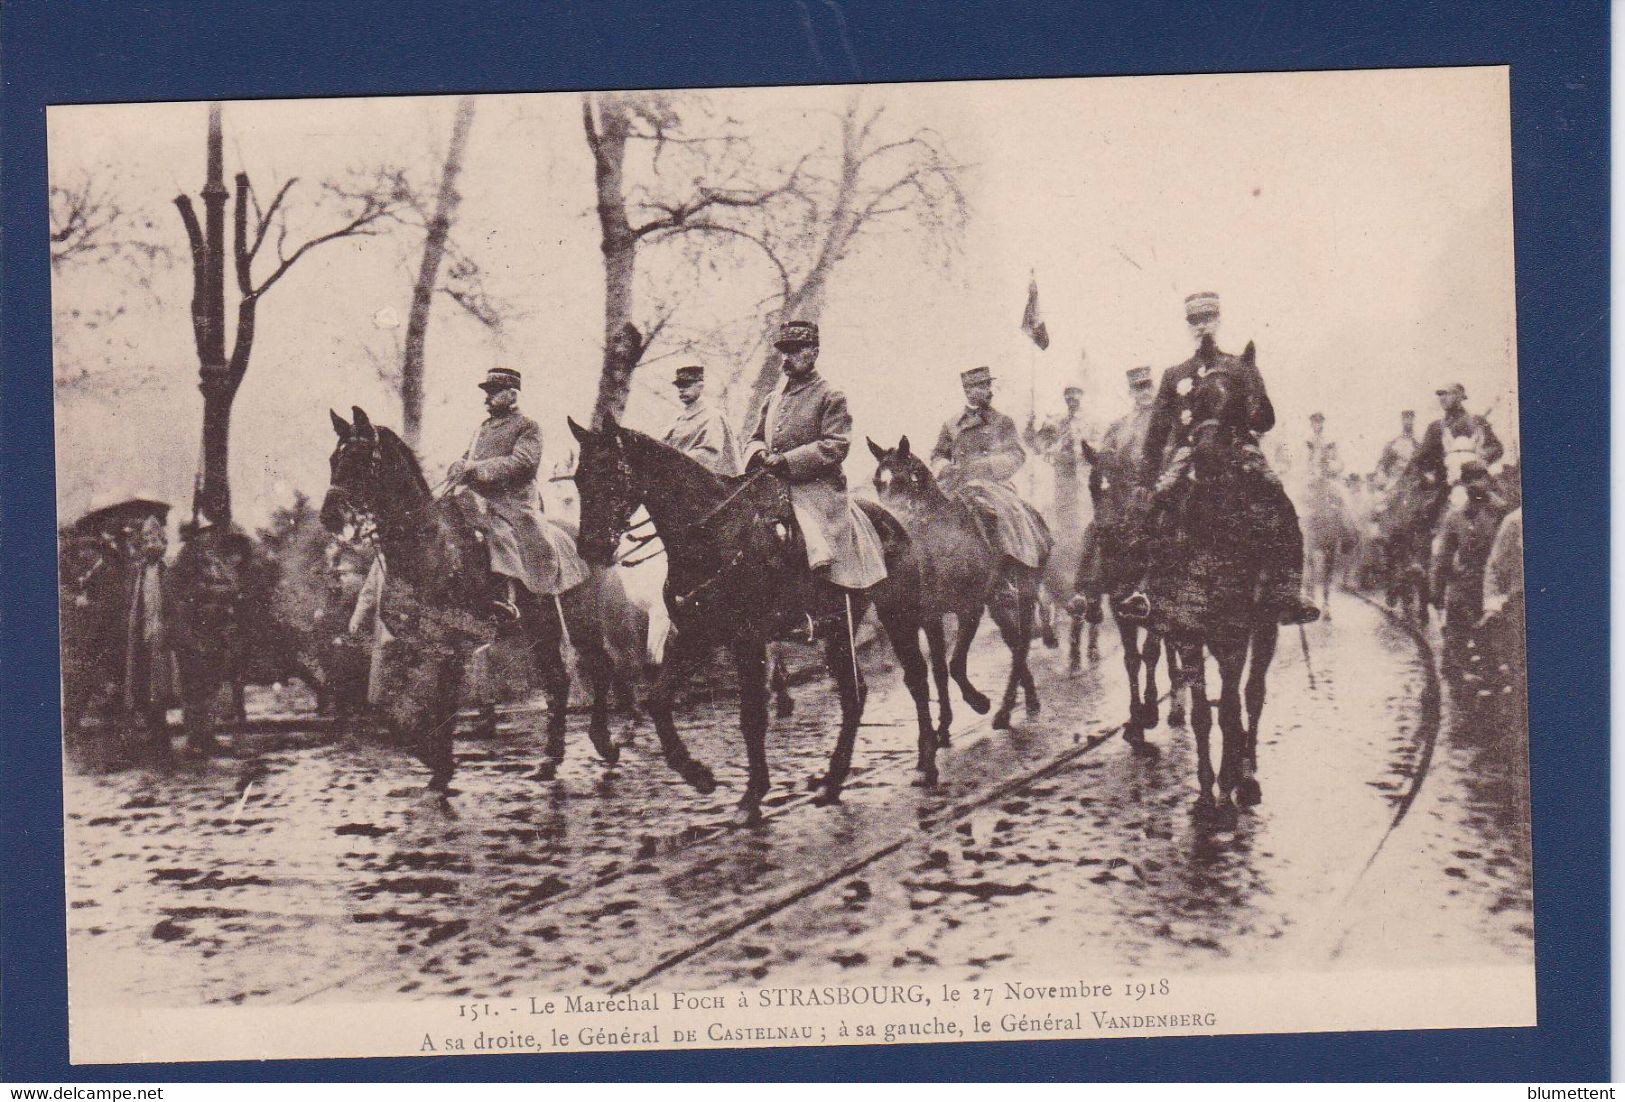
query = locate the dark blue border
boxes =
[2,0,1607,1082]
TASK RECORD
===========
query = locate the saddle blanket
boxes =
[956,480,1053,570]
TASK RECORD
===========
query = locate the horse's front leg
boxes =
[1180,641,1214,803]
[1138,629,1162,730]
[814,605,865,805]
[990,586,1025,731]
[1213,642,1248,802]
[732,636,770,826]
[561,588,620,767]
[877,604,937,789]
[922,616,953,745]
[1237,626,1277,807]
[1164,636,1188,727]
[645,629,717,794]
[949,603,991,714]
[1018,583,1041,717]
[1118,619,1144,741]
[767,643,795,718]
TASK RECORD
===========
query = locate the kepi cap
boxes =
[1184,292,1221,320]
[1435,382,1467,399]
[674,365,705,385]
[479,367,522,392]
[960,366,993,388]
[773,320,819,351]
[1126,366,1153,387]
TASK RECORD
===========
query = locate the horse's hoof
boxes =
[1121,723,1145,746]
[935,728,952,749]
[812,787,843,807]
[531,758,561,782]
[912,767,939,790]
[734,803,765,828]
[963,690,991,715]
[1236,777,1262,807]
[1168,706,1187,728]
[775,698,795,719]
[588,725,621,766]
[678,760,717,794]
[991,709,1012,730]
[1025,699,1041,719]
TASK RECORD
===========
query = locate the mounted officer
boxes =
[1128,291,1318,625]
[1408,382,1504,497]
[1375,409,1419,490]
[1305,412,1343,483]
[447,367,587,618]
[931,365,1051,570]
[1073,365,1157,620]
[1025,382,1091,531]
[744,321,887,590]
[661,364,740,477]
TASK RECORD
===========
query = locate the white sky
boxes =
[47,67,1517,528]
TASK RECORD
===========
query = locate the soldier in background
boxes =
[1376,409,1420,490]
[932,365,1051,571]
[1430,460,1509,678]
[661,364,740,477]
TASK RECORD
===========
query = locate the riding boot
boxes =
[1264,494,1320,625]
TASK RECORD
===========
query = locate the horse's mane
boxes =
[374,426,432,499]
[616,426,731,501]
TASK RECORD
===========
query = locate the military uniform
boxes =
[932,366,1051,570]
[1431,477,1509,672]
[1124,293,1315,625]
[744,322,886,589]
[1376,425,1419,488]
[453,368,587,597]
[661,365,740,476]
[1141,337,1277,490]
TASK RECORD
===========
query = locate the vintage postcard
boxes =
[50,66,1531,1065]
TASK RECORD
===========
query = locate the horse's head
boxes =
[868,435,937,510]
[1187,348,1254,483]
[569,416,638,567]
[322,407,383,533]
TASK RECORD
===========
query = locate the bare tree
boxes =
[730,96,967,418]
[51,171,170,274]
[398,96,477,448]
[174,103,402,526]
[580,91,804,428]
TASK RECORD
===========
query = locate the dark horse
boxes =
[1151,363,1282,809]
[867,436,1044,738]
[1076,439,1185,743]
[320,407,620,792]
[569,419,936,826]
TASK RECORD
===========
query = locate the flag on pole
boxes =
[1020,276,1049,350]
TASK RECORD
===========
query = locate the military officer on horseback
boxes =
[448,367,586,617]
[744,321,887,590]
[1305,412,1343,482]
[1409,382,1504,493]
[1073,366,1158,620]
[931,365,1051,571]
[661,364,740,477]
[1376,409,1420,490]
[1129,291,1319,625]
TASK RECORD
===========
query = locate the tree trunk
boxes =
[401,96,477,448]
[585,95,644,429]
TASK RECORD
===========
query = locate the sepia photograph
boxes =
[47,67,1533,1065]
